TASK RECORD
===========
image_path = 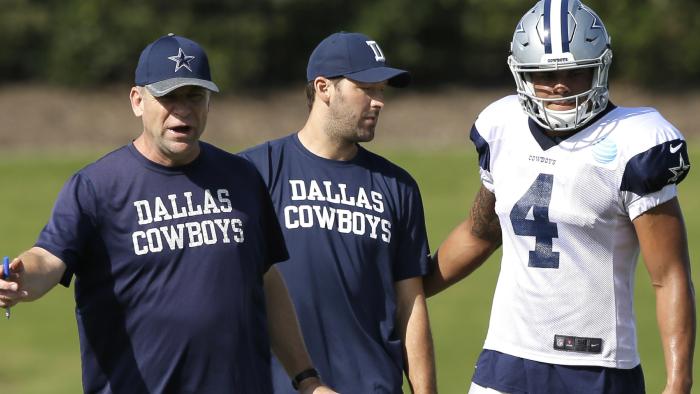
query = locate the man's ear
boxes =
[130,86,145,117]
[314,77,333,105]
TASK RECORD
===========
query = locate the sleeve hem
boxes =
[626,184,677,220]
[34,242,73,288]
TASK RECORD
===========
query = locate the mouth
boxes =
[361,117,378,128]
[166,125,195,136]
[362,112,380,121]
[546,99,576,111]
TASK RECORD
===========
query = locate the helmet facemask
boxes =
[509,0,613,132]
[509,49,612,132]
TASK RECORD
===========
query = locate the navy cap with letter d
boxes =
[135,33,219,97]
[306,32,411,87]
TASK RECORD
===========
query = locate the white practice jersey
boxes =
[471,95,691,368]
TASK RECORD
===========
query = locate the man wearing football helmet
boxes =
[425,1,694,393]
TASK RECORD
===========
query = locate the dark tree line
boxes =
[2,0,698,90]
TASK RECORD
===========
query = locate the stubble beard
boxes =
[327,99,376,144]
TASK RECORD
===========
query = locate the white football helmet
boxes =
[508,0,613,132]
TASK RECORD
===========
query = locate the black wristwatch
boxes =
[291,367,320,390]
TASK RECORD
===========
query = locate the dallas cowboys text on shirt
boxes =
[283,180,391,243]
[131,189,244,255]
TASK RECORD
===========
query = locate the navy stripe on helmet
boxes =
[560,0,570,53]
[543,0,552,53]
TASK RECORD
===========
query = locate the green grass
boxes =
[0,146,697,393]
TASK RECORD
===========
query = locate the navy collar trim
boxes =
[529,103,617,150]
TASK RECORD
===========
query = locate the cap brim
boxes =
[145,78,220,97]
[344,67,411,88]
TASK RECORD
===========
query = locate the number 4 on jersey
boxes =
[509,173,559,268]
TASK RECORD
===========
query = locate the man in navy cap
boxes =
[0,33,335,394]
[240,32,437,393]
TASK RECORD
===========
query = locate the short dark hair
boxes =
[304,80,315,111]
[305,77,342,110]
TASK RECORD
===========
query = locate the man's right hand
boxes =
[0,247,66,305]
[0,257,28,308]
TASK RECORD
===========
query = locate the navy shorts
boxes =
[471,349,645,394]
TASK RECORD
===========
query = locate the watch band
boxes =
[291,367,320,390]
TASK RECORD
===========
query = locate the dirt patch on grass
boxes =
[1,84,697,152]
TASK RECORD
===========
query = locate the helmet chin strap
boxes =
[541,107,579,131]
[538,96,590,132]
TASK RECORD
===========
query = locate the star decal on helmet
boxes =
[168,48,195,72]
[668,155,690,184]
[580,5,605,32]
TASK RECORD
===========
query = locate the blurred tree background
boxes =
[2,0,698,91]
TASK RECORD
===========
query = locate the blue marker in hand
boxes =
[2,256,10,319]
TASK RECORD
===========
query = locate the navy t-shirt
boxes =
[240,134,431,394]
[36,142,288,393]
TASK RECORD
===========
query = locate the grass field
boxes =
[0,145,697,393]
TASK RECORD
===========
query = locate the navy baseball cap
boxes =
[135,33,219,97]
[306,32,411,87]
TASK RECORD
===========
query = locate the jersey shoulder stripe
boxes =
[470,125,491,172]
[608,106,691,194]
[470,95,525,172]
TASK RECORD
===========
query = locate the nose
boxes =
[552,81,571,96]
[170,100,192,117]
[370,91,385,109]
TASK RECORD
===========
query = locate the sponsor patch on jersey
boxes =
[592,138,617,164]
[553,335,602,354]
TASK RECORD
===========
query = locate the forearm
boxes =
[397,278,437,394]
[424,218,498,297]
[17,247,65,301]
[655,273,695,393]
[634,199,695,393]
[424,186,501,297]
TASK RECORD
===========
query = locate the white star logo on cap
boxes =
[668,155,690,183]
[168,48,195,72]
